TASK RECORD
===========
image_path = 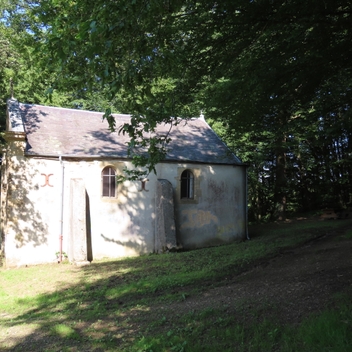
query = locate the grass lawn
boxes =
[1,218,352,351]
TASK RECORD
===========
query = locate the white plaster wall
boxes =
[156,163,246,249]
[3,156,62,266]
[61,160,158,260]
[3,154,246,266]
[3,157,159,266]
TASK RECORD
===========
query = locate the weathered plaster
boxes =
[180,209,218,229]
[156,163,246,249]
[2,156,247,266]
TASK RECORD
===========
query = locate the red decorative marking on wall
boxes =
[41,173,54,187]
[138,178,149,192]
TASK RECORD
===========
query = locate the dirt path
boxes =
[159,225,352,325]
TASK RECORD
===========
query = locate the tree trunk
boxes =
[273,134,287,220]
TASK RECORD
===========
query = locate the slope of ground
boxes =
[1,219,351,351]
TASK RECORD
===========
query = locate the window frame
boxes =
[101,166,116,198]
[180,169,194,199]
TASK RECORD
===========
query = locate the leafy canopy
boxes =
[4,0,352,216]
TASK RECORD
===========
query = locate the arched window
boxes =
[102,166,116,197]
[180,170,194,199]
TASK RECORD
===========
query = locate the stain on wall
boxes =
[208,179,227,204]
[181,209,218,229]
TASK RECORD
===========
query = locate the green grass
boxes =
[0,218,351,351]
[129,296,352,352]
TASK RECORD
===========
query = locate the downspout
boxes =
[0,154,2,254]
[59,155,65,262]
[245,166,250,240]
[0,150,8,259]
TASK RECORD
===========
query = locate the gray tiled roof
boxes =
[7,99,242,165]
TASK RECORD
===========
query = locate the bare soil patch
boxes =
[165,223,352,323]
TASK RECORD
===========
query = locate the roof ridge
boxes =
[19,102,131,117]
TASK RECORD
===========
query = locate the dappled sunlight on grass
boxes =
[51,324,80,339]
[1,218,351,351]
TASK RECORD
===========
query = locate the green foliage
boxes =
[0,21,18,131]
[3,0,352,217]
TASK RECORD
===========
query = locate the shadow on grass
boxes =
[1,219,352,351]
[0,249,241,350]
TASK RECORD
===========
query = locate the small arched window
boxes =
[102,166,116,197]
[180,170,194,199]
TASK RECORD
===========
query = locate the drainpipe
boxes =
[245,166,250,240]
[59,155,65,262]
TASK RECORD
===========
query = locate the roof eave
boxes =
[23,152,246,166]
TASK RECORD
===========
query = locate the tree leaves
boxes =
[4,0,352,217]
